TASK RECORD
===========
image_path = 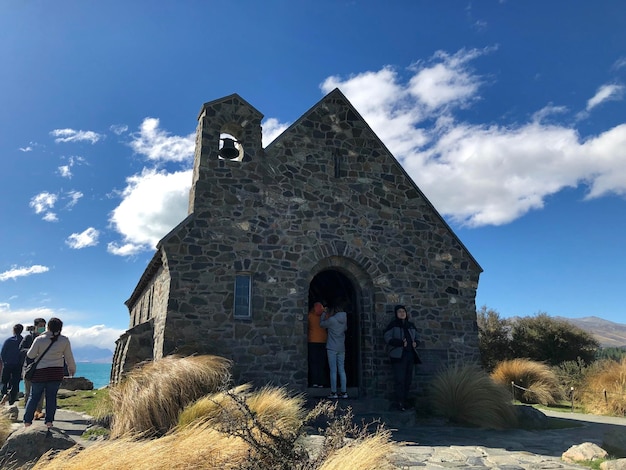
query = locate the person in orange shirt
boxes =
[308,301,328,388]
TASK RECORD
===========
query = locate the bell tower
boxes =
[188,94,264,214]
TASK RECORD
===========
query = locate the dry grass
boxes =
[109,354,232,438]
[178,384,307,447]
[33,423,251,470]
[0,415,12,446]
[491,358,563,406]
[430,363,518,429]
[318,432,396,470]
[579,358,626,416]
[33,376,394,470]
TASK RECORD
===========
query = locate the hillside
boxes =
[556,316,626,348]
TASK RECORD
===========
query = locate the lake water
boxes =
[18,362,112,392]
[75,362,112,389]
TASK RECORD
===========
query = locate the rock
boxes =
[0,404,19,422]
[61,376,94,391]
[601,458,626,470]
[604,429,626,458]
[563,442,608,463]
[515,405,550,429]
[0,425,79,469]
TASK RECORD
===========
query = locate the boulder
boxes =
[61,376,94,391]
[515,405,550,429]
[563,442,608,463]
[0,404,19,422]
[604,429,626,458]
[0,425,79,469]
[601,458,626,470]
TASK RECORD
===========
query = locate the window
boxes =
[234,273,252,319]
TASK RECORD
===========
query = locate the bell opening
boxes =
[219,134,244,161]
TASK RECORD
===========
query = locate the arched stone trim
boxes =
[308,253,380,396]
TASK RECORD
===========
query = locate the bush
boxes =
[491,358,563,405]
[477,306,512,371]
[429,363,518,429]
[510,313,599,366]
[109,354,232,438]
[579,358,626,416]
[33,355,396,470]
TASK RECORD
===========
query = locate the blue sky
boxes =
[1,1,625,351]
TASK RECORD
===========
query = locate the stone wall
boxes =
[116,91,481,400]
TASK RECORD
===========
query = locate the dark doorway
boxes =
[308,270,359,388]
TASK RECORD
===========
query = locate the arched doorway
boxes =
[308,269,360,390]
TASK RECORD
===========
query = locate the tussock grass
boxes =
[33,355,394,469]
[109,355,232,438]
[33,423,250,470]
[318,432,396,470]
[580,358,626,416]
[430,363,518,429]
[178,384,306,442]
[0,415,12,446]
[491,358,563,406]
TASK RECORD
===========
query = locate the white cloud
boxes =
[321,49,626,227]
[58,165,72,178]
[129,118,195,163]
[612,57,626,70]
[110,124,129,135]
[586,84,624,111]
[0,265,49,282]
[29,191,57,214]
[0,313,123,350]
[57,155,86,179]
[66,227,100,249]
[407,48,487,111]
[50,128,104,144]
[262,118,290,147]
[19,146,33,152]
[65,190,83,208]
[61,324,124,350]
[108,168,191,255]
[29,191,58,221]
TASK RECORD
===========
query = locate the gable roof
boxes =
[197,93,263,120]
[267,88,482,272]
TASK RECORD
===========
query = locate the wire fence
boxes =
[510,381,625,412]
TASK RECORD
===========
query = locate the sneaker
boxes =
[327,392,338,399]
[339,392,349,399]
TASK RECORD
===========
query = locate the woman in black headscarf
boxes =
[383,305,421,411]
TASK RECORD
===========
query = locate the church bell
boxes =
[219,137,240,159]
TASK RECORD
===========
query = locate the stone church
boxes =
[111,89,482,401]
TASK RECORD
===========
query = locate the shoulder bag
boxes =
[23,336,57,381]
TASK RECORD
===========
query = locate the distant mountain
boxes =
[72,346,114,363]
[555,316,626,348]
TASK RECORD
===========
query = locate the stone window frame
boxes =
[233,272,252,319]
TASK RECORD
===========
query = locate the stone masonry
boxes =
[111,89,483,401]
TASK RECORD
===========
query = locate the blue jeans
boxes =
[24,381,61,425]
[326,349,346,393]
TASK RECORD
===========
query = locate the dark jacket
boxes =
[1,334,24,366]
[383,318,421,363]
[20,333,37,368]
